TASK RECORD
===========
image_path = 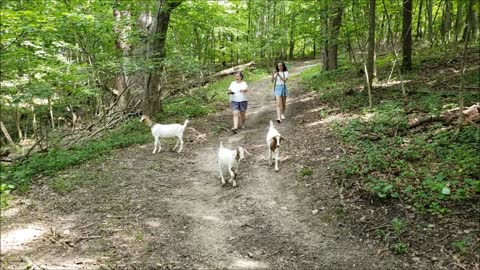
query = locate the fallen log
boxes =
[408,103,479,128]
[212,61,255,77]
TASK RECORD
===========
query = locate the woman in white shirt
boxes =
[227,71,249,133]
[272,61,288,123]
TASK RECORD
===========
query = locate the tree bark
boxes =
[426,0,434,44]
[328,2,344,70]
[0,121,15,147]
[401,0,413,71]
[113,9,131,111]
[415,0,424,39]
[454,1,463,43]
[367,0,376,88]
[143,0,182,117]
[320,0,329,71]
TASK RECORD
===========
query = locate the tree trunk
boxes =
[114,9,132,111]
[327,2,344,70]
[320,0,329,71]
[440,0,453,42]
[402,0,413,71]
[454,1,463,43]
[416,0,424,40]
[0,121,15,147]
[426,0,434,43]
[463,0,477,42]
[143,0,182,117]
[288,9,296,60]
[367,0,376,88]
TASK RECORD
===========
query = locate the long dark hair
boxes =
[274,61,288,72]
[235,71,244,80]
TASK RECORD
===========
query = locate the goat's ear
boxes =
[280,136,286,142]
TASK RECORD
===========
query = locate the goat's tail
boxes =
[183,119,190,129]
[269,120,274,128]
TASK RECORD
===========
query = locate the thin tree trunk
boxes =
[0,121,15,147]
[320,0,329,71]
[367,0,376,88]
[15,107,23,140]
[402,0,413,71]
[426,0,434,44]
[458,1,473,130]
[454,1,463,43]
[416,0,424,39]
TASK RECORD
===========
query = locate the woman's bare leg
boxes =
[276,97,282,121]
[232,110,239,129]
[240,111,246,128]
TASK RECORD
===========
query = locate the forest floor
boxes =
[1,60,452,269]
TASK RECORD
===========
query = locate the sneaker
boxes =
[281,114,286,120]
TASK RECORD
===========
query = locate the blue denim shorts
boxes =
[231,101,248,112]
[274,84,288,96]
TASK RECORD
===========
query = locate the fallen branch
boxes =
[408,104,479,129]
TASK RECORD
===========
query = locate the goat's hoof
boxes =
[275,168,279,172]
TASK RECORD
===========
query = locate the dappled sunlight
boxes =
[377,79,412,87]
[203,215,222,222]
[288,95,316,104]
[306,114,346,127]
[1,224,46,253]
[230,258,269,269]
[1,204,25,219]
[306,106,328,113]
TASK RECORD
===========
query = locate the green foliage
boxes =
[0,183,15,209]
[305,60,480,214]
[3,119,150,191]
[299,166,314,177]
[392,242,408,254]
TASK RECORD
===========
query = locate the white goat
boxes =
[266,120,284,172]
[218,141,248,187]
[140,115,189,153]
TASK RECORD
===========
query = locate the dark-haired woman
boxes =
[228,71,249,133]
[272,61,288,123]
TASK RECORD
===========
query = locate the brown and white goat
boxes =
[266,120,284,172]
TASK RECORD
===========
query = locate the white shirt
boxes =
[229,81,248,102]
[274,71,288,85]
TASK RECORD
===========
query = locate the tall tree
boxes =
[327,1,344,70]
[143,0,183,117]
[402,0,413,71]
[367,0,376,88]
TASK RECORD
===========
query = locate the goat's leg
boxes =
[268,148,272,166]
[172,137,180,151]
[228,165,235,185]
[153,138,160,153]
[274,149,279,172]
[218,163,226,186]
[177,137,184,153]
[232,165,238,187]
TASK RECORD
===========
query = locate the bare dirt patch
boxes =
[1,61,408,269]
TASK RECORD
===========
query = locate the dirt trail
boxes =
[1,61,407,269]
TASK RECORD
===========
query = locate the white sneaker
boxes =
[280,114,286,120]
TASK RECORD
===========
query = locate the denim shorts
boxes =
[231,101,248,112]
[274,84,288,96]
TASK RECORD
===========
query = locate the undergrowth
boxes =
[301,53,480,214]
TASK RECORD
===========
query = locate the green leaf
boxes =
[441,187,451,195]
